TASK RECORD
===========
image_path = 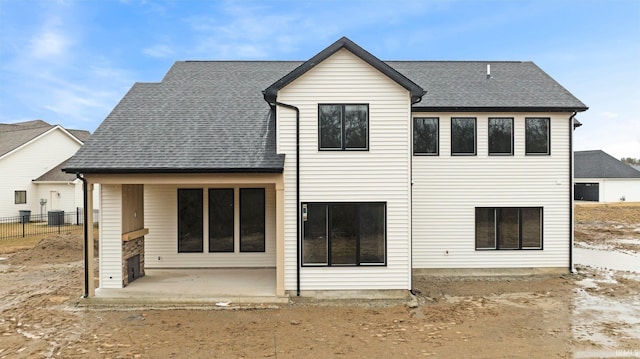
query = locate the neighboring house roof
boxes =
[65,37,587,174]
[264,36,425,104]
[0,120,90,158]
[575,150,640,179]
[33,159,77,182]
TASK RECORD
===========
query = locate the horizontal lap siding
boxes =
[100,184,123,288]
[277,49,412,290]
[412,113,571,269]
[0,130,81,217]
[144,184,276,268]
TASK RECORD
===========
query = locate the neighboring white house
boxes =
[0,120,95,221]
[64,37,587,299]
[575,150,640,202]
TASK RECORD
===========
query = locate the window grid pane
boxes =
[344,105,368,149]
[178,189,203,253]
[498,208,519,249]
[240,188,265,252]
[319,105,342,149]
[521,208,542,248]
[488,118,513,155]
[475,208,496,249]
[414,118,439,155]
[525,118,550,154]
[329,203,358,265]
[359,203,386,263]
[303,204,328,265]
[208,189,234,252]
[451,118,476,155]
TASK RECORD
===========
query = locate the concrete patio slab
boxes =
[83,268,289,306]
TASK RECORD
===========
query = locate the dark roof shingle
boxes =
[65,45,587,174]
[575,150,640,179]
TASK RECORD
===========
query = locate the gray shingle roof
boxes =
[1,120,90,158]
[65,61,297,173]
[388,61,587,111]
[65,44,587,174]
[575,150,640,179]
[33,159,77,182]
[0,121,52,157]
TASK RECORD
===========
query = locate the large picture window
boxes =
[179,187,266,253]
[208,189,234,252]
[525,118,550,155]
[240,188,265,252]
[488,118,513,155]
[475,207,543,250]
[178,189,203,253]
[413,117,439,155]
[302,202,386,266]
[451,118,476,155]
[319,104,368,150]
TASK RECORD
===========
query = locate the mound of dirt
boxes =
[8,233,84,265]
[575,202,640,223]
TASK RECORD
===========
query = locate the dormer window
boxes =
[318,104,369,150]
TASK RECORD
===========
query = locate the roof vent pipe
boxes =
[486,64,491,79]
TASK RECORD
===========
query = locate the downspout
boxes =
[409,92,424,295]
[271,101,301,296]
[76,173,89,298]
[569,112,577,274]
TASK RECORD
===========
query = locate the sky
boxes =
[0,0,638,159]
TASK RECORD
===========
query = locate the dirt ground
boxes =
[0,204,638,358]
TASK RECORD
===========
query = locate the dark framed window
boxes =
[413,117,439,155]
[488,118,513,155]
[451,118,476,155]
[14,190,26,204]
[475,207,543,250]
[302,202,386,266]
[319,104,368,150]
[240,188,265,252]
[525,118,550,155]
[208,189,234,252]
[178,189,203,253]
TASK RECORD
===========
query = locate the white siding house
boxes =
[64,37,587,300]
[412,113,573,271]
[574,150,640,202]
[0,121,92,219]
[276,49,413,292]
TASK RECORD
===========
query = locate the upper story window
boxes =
[525,118,550,155]
[488,117,514,155]
[319,104,369,150]
[413,117,439,155]
[15,190,27,204]
[451,117,476,155]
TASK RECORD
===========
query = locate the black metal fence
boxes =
[0,208,98,240]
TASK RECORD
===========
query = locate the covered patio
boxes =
[89,268,289,305]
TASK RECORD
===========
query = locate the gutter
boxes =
[269,101,301,297]
[75,173,89,298]
[569,112,577,274]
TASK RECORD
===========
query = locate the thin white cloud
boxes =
[143,44,175,58]
[30,30,71,58]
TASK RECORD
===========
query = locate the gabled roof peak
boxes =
[263,36,425,104]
